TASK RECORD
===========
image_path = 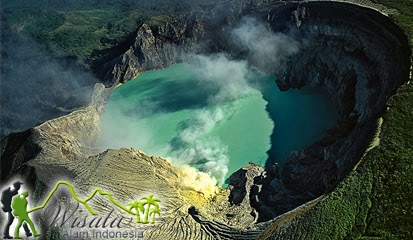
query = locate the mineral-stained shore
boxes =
[1,0,412,239]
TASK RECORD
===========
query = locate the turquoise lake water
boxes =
[101,63,337,185]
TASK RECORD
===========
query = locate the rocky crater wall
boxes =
[93,0,411,222]
[250,1,411,221]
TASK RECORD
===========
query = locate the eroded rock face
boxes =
[252,1,411,221]
[95,19,207,84]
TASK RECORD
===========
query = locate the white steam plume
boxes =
[100,17,300,194]
[167,54,253,185]
[189,53,254,101]
[231,17,299,70]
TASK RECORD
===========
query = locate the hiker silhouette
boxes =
[12,191,40,239]
[1,182,32,239]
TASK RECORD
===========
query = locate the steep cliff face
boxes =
[248,1,411,221]
[95,18,206,84]
[94,0,252,85]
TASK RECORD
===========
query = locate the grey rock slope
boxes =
[96,19,206,84]
[0,84,269,239]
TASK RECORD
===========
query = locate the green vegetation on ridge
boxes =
[373,0,413,45]
[1,6,144,62]
[1,0,226,63]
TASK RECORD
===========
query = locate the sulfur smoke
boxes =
[231,17,300,71]
[0,37,97,137]
[100,17,299,194]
